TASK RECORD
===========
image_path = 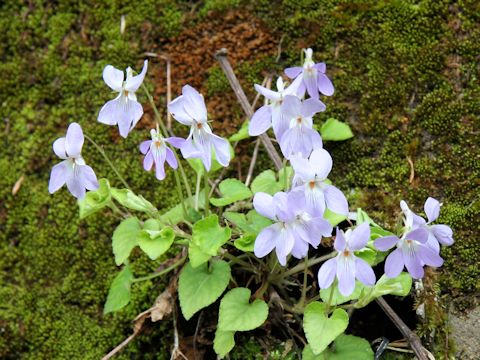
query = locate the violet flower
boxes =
[168,85,230,171]
[139,129,183,180]
[284,48,334,100]
[253,191,332,266]
[48,123,99,199]
[317,223,376,296]
[374,201,444,279]
[249,76,302,140]
[279,95,325,159]
[290,148,349,215]
[98,60,148,138]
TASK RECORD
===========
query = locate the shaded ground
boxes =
[0,0,479,359]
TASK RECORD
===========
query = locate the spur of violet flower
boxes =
[48,122,99,199]
[139,129,183,180]
[317,223,375,296]
[374,200,444,279]
[249,76,302,140]
[279,95,325,159]
[253,191,332,266]
[290,148,349,215]
[284,48,334,100]
[98,60,148,138]
[168,85,230,171]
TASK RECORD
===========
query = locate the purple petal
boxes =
[168,96,193,125]
[254,84,280,101]
[304,187,326,216]
[317,258,337,289]
[405,228,429,244]
[403,250,424,279]
[426,233,441,253]
[317,73,334,96]
[143,151,154,171]
[254,225,278,258]
[290,153,315,182]
[275,228,295,266]
[139,140,152,154]
[66,170,86,199]
[53,137,67,159]
[309,148,332,180]
[430,224,454,246]
[281,95,301,119]
[291,238,309,259]
[182,85,207,122]
[180,136,202,160]
[412,213,427,227]
[417,244,444,267]
[303,72,319,100]
[284,66,303,79]
[334,228,346,252]
[48,160,70,194]
[102,65,124,92]
[313,63,326,73]
[324,185,349,215]
[424,197,440,223]
[384,248,404,278]
[284,75,303,97]
[98,97,121,125]
[165,147,178,169]
[375,235,399,251]
[249,105,272,136]
[253,192,275,220]
[65,123,84,157]
[166,136,186,149]
[154,156,166,180]
[117,100,143,138]
[271,106,289,141]
[301,98,326,117]
[337,256,356,296]
[79,165,99,191]
[211,134,230,167]
[349,222,370,250]
[355,258,375,286]
[125,60,148,92]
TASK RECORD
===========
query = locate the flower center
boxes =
[343,250,350,257]
[155,140,161,148]
[196,122,203,129]
[124,90,129,97]
[309,180,316,189]
[296,117,302,124]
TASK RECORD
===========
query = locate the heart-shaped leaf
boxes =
[104,266,133,314]
[213,329,236,358]
[234,234,256,252]
[78,178,111,219]
[111,188,157,213]
[138,227,175,260]
[112,217,141,265]
[250,170,283,195]
[303,302,349,355]
[210,178,252,207]
[178,260,231,320]
[320,118,353,141]
[218,287,268,332]
[319,281,370,306]
[324,208,347,227]
[302,335,374,360]
[355,272,412,308]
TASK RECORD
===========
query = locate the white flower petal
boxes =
[102,65,124,92]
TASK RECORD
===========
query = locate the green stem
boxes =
[132,256,186,283]
[274,252,336,280]
[325,282,335,315]
[223,252,255,271]
[299,253,309,308]
[194,173,201,211]
[204,171,210,216]
[85,134,131,190]
[173,170,187,219]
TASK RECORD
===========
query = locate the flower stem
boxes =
[298,253,309,308]
[194,173,201,211]
[203,171,210,216]
[132,256,186,283]
[173,170,187,220]
[274,252,336,280]
[84,134,131,190]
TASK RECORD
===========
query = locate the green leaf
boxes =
[320,118,354,141]
[138,227,175,260]
[104,266,133,314]
[210,178,252,207]
[355,273,412,308]
[319,281,370,306]
[356,208,380,227]
[250,170,283,195]
[234,234,256,252]
[303,302,349,355]
[218,288,268,332]
[160,190,205,225]
[324,209,347,227]
[179,260,231,320]
[303,335,374,360]
[78,178,111,219]
[189,215,231,267]
[112,217,141,266]
[355,248,377,265]
[224,210,271,234]
[229,120,249,142]
[278,166,294,190]
[187,145,234,176]
[111,188,157,213]
[214,329,236,358]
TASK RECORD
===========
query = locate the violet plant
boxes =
[48,48,454,358]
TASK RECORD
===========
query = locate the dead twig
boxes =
[245,139,261,187]
[407,156,415,183]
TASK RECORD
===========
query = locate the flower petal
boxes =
[211,134,230,167]
[249,105,272,136]
[168,96,193,125]
[125,60,148,92]
[317,258,337,289]
[324,185,349,215]
[182,85,207,122]
[417,244,444,268]
[66,168,86,199]
[271,105,289,141]
[98,97,121,125]
[284,66,303,79]
[117,99,143,138]
[309,148,332,179]
[405,228,429,244]
[317,73,334,96]
[349,222,370,250]
[334,228,346,251]
[102,65,124,92]
[281,95,301,119]
[254,84,280,101]
[143,151,154,171]
[375,235,399,251]
[424,197,440,223]
[291,238,309,259]
[165,136,186,149]
[337,256,356,296]
[53,137,67,159]
[384,248,404,278]
[290,153,315,182]
[254,225,278,258]
[253,192,275,220]
[65,123,84,157]
[48,160,70,194]
[275,228,295,266]
[154,155,166,180]
[313,62,326,73]
[79,165,99,191]
[355,258,376,286]
[403,250,424,279]
[303,71,319,100]
[430,224,454,246]
[301,98,326,117]
[165,147,178,169]
[139,140,152,154]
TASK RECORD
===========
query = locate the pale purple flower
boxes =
[139,129,183,180]
[290,148,349,215]
[253,191,332,266]
[168,85,230,171]
[48,123,99,199]
[249,76,302,140]
[279,95,325,159]
[317,223,375,296]
[374,200,444,279]
[98,60,148,138]
[284,48,334,100]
